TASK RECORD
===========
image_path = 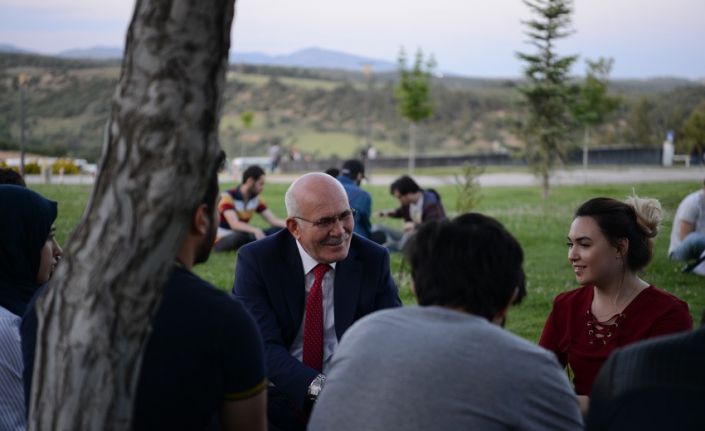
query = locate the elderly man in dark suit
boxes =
[233,172,401,431]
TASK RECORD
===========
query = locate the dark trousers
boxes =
[214,227,282,252]
[267,387,307,431]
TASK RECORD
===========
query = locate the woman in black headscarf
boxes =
[0,184,61,317]
[0,184,61,430]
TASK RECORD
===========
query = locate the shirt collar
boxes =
[410,193,424,210]
[295,240,336,274]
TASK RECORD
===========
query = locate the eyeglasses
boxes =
[293,209,356,229]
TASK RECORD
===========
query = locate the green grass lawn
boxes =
[31,180,705,342]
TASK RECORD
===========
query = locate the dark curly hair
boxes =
[405,212,526,321]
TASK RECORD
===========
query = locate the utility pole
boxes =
[18,73,27,176]
[362,64,373,152]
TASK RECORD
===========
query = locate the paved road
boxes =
[24,166,705,187]
[267,167,705,187]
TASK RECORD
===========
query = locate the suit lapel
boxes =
[282,234,306,331]
[334,245,361,340]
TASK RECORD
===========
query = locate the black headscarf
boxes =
[0,185,57,316]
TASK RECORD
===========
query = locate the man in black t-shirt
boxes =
[22,153,267,430]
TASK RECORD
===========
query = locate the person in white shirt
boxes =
[669,179,705,273]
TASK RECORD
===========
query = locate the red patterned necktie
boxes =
[303,263,329,372]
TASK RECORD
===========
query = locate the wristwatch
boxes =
[306,374,326,402]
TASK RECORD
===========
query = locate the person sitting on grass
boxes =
[540,196,692,416]
[308,213,583,431]
[22,153,268,430]
[0,167,26,187]
[336,159,379,243]
[668,178,705,274]
[1,185,62,431]
[375,175,446,251]
[214,164,286,252]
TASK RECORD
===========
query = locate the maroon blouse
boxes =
[539,285,692,395]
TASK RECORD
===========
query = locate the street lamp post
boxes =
[18,73,27,176]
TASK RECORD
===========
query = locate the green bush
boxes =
[52,159,81,175]
[24,162,41,174]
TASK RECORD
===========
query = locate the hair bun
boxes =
[625,193,662,238]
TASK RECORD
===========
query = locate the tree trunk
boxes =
[19,75,27,176]
[408,121,416,174]
[541,170,550,199]
[582,127,590,183]
[28,0,236,429]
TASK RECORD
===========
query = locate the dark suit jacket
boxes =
[587,326,705,431]
[232,229,401,410]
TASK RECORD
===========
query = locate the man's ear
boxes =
[492,287,519,325]
[191,204,209,235]
[286,218,301,240]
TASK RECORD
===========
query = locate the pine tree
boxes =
[517,0,578,198]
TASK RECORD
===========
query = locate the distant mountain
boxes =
[0,43,30,54]
[47,45,395,71]
[229,47,396,72]
[58,46,123,59]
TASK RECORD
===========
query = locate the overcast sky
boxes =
[1,0,703,79]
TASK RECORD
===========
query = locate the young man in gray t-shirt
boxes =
[308,213,582,431]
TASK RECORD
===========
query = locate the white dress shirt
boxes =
[289,241,339,373]
[409,193,424,225]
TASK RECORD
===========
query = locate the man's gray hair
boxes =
[285,172,346,218]
[284,181,300,217]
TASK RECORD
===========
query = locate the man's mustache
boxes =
[321,233,350,246]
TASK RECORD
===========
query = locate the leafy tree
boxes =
[517,0,578,198]
[625,97,656,146]
[395,48,435,174]
[573,58,620,170]
[240,110,254,128]
[681,102,705,160]
[239,110,254,156]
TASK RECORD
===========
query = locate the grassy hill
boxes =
[1,52,704,163]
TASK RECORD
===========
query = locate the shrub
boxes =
[454,163,484,213]
[25,162,41,174]
[52,159,80,175]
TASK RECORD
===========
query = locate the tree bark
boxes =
[408,121,416,174]
[582,127,590,183]
[28,0,236,429]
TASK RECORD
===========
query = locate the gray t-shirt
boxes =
[669,190,705,255]
[308,306,583,431]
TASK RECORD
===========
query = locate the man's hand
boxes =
[221,389,267,431]
[254,228,266,240]
[577,395,589,417]
[403,221,415,233]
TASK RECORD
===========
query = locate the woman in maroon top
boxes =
[539,196,692,412]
